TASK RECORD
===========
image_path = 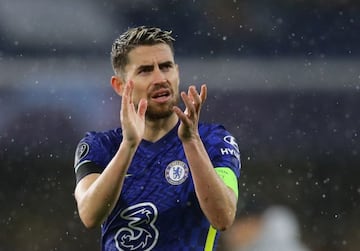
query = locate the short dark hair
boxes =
[111,26,175,77]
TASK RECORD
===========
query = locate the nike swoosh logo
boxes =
[125,174,133,177]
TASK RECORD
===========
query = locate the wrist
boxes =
[181,134,202,145]
[120,139,140,151]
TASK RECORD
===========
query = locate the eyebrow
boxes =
[159,61,174,67]
[136,61,174,72]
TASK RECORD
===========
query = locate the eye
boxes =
[160,63,173,71]
[138,66,153,74]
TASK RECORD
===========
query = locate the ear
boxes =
[111,75,125,96]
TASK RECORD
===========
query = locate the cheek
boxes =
[169,75,180,90]
[131,85,148,101]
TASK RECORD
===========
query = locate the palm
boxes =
[174,85,207,141]
[120,81,147,146]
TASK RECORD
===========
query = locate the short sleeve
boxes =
[200,124,241,178]
[73,131,118,183]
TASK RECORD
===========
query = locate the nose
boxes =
[152,66,166,84]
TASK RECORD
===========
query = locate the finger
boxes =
[188,86,194,103]
[125,81,134,103]
[188,85,205,116]
[137,98,148,119]
[173,105,191,124]
[121,81,134,118]
[181,91,195,116]
[200,84,207,104]
[189,86,201,107]
[121,81,130,106]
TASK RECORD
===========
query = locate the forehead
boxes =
[127,44,174,67]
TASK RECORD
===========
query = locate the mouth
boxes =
[150,89,171,103]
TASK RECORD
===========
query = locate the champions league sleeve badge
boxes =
[74,142,90,166]
[165,160,189,185]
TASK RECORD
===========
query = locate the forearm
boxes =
[183,136,237,230]
[75,140,137,228]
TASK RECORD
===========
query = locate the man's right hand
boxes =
[120,80,147,147]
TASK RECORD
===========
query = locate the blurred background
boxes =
[0,0,359,250]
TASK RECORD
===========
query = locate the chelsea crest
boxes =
[165,160,189,185]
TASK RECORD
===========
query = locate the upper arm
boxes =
[74,131,114,183]
[74,173,100,203]
[214,167,239,198]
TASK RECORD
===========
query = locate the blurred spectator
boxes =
[222,206,310,251]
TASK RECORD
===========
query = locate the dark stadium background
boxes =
[0,1,359,250]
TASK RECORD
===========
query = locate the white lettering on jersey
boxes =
[220,148,240,162]
[114,202,159,251]
[222,135,240,162]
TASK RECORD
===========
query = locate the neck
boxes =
[143,113,178,142]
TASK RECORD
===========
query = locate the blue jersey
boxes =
[74,122,241,251]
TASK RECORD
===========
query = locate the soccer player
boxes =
[73,26,241,251]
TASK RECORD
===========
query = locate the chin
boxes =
[146,98,178,120]
[146,107,174,120]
